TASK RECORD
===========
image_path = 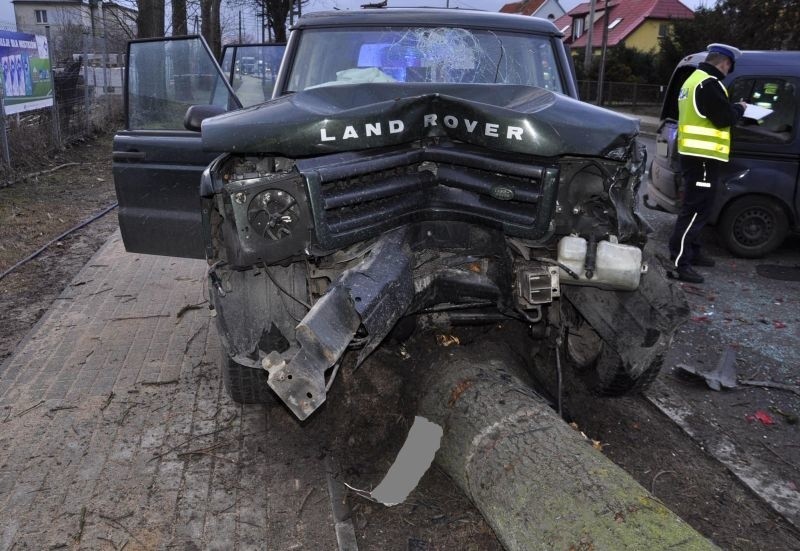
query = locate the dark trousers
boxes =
[668,155,721,268]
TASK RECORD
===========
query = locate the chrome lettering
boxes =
[506,126,523,140]
[342,125,359,140]
[320,128,336,142]
[319,117,527,143]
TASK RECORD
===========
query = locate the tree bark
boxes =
[200,0,222,58]
[136,0,165,38]
[417,344,717,551]
[200,0,211,47]
[266,0,292,43]
[171,0,187,36]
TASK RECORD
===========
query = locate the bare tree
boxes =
[220,9,251,45]
[200,0,222,57]
[137,0,165,37]
[52,18,89,64]
[172,0,188,35]
[264,0,294,43]
[102,2,138,53]
[230,0,305,43]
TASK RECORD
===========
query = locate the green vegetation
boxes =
[578,0,800,86]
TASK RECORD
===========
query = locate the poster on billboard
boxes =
[0,30,52,115]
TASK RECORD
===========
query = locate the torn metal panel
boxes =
[266,229,415,420]
[676,346,738,391]
[267,288,361,419]
[608,140,648,243]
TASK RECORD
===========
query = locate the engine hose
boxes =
[533,257,580,280]
[585,234,598,280]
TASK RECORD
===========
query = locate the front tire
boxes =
[219,346,273,404]
[718,195,789,258]
[564,305,661,397]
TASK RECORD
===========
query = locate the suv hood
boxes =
[202,83,638,159]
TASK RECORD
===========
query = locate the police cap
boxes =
[707,43,742,71]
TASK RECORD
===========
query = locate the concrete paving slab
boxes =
[0,231,338,550]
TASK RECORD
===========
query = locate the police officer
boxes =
[668,43,747,283]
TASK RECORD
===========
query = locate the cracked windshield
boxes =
[287,27,563,93]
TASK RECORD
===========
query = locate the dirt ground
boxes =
[1,133,799,550]
[0,134,119,365]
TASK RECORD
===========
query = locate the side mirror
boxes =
[183,104,227,132]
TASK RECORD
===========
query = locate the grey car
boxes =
[646,50,800,258]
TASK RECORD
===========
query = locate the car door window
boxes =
[220,44,286,107]
[731,77,797,144]
[127,36,239,130]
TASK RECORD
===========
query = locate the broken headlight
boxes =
[247,189,301,241]
[218,156,311,268]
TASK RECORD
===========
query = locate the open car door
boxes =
[113,37,285,259]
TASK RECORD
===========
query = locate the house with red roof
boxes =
[500,0,566,22]
[553,0,694,54]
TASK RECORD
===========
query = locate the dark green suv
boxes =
[113,9,685,420]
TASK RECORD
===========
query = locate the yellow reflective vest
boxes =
[677,69,731,162]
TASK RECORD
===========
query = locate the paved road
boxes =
[637,134,800,527]
[637,134,800,368]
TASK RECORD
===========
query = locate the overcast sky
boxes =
[0,0,710,38]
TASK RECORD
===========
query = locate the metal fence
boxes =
[0,36,124,177]
[578,80,667,109]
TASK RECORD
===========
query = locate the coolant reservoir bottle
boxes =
[557,236,642,291]
[557,235,587,279]
[595,239,642,290]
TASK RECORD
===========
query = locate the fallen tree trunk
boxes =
[417,343,716,550]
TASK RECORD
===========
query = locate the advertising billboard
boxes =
[0,30,52,115]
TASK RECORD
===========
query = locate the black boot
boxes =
[676,265,705,283]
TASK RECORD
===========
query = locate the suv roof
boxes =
[293,8,562,35]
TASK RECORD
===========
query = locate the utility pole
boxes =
[583,0,596,73]
[45,25,60,148]
[88,0,97,38]
[100,1,110,93]
[596,3,611,106]
[238,11,242,42]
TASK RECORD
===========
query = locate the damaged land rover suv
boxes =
[113,9,686,421]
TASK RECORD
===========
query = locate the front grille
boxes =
[298,144,559,250]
